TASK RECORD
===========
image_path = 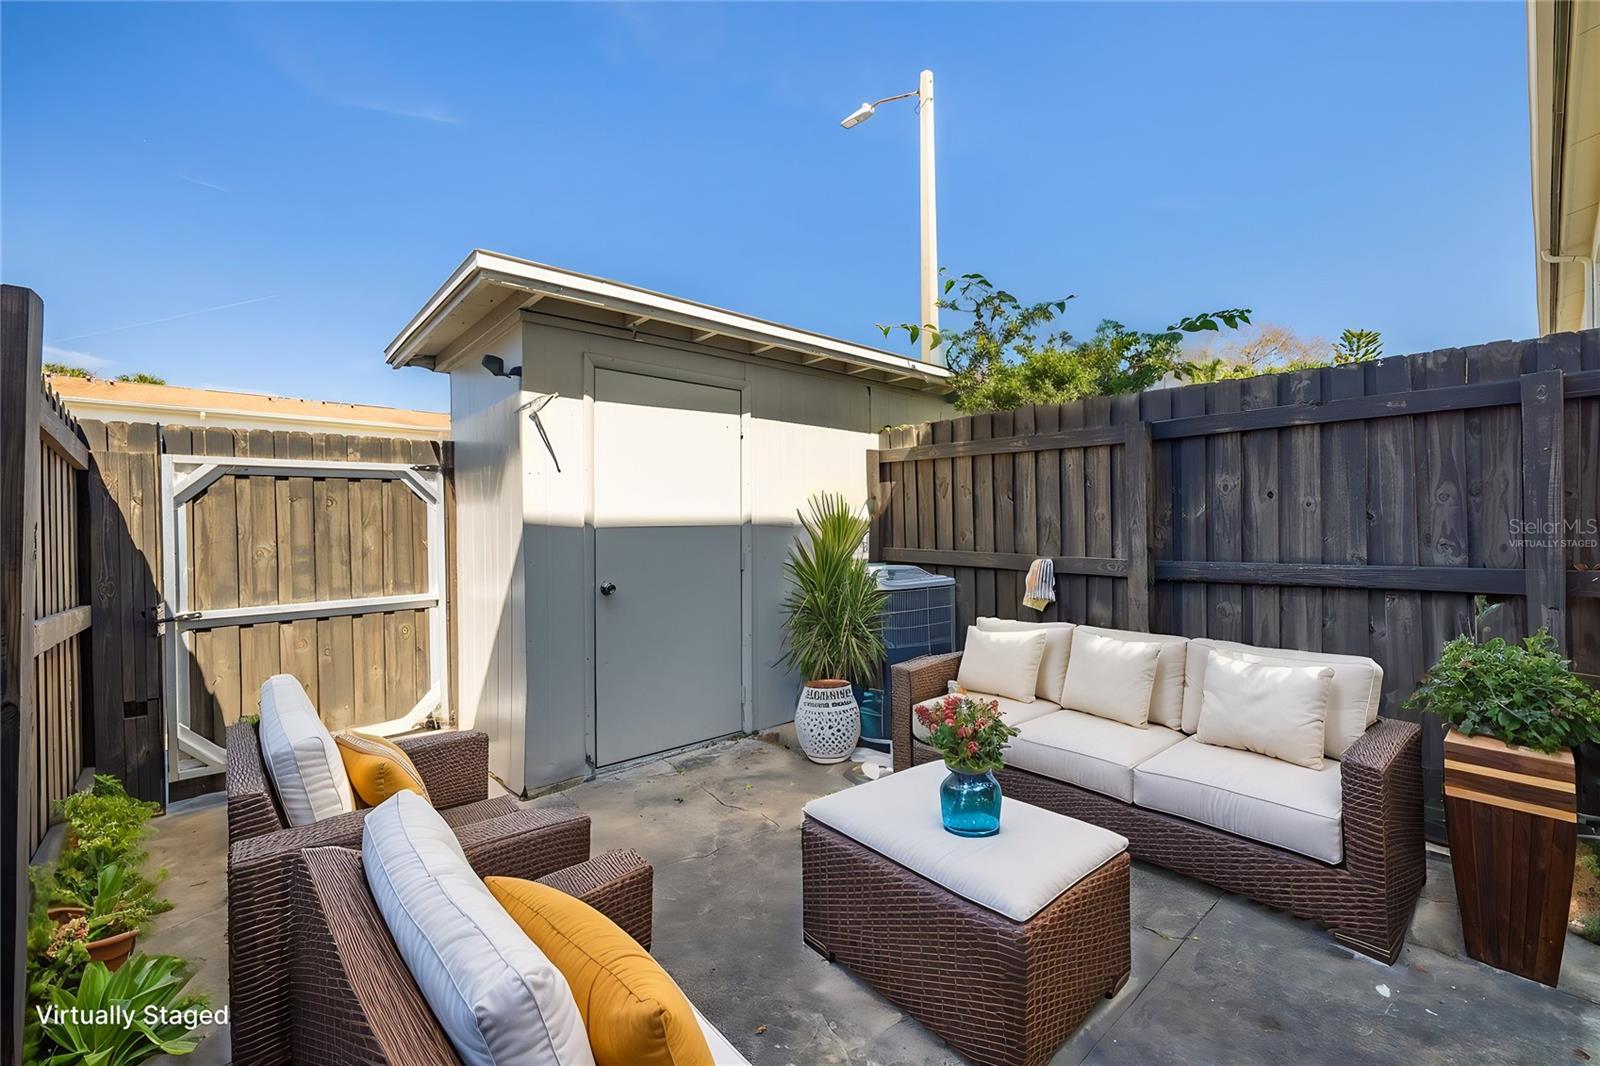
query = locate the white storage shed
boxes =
[386,250,952,793]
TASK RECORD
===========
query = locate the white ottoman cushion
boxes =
[258,674,353,826]
[363,792,595,1066]
[803,761,1128,921]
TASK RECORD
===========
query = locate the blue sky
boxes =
[3,2,1534,413]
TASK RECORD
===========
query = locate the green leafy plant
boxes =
[114,372,167,385]
[914,694,1021,773]
[876,269,1250,412]
[1406,630,1600,753]
[53,776,164,907]
[1334,328,1383,364]
[44,363,92,379]
[29,954,205,1066]
[781,493,886,684]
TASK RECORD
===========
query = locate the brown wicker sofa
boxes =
[225,722,592,1065]
[891,643,1426,965]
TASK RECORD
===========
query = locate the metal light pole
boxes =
[841,69,942,366]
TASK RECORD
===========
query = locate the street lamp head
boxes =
[840,102,876,129]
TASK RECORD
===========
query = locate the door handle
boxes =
[599,581,617,597]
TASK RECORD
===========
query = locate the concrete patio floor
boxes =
[145,734,1600,1065]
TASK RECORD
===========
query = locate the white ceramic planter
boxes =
[795,680,861,764]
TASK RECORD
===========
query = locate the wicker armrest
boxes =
[536,849,654,949]
[1337,717,1426,948]
[890,651,964,771]
[226,722,286,843]
[456,806,593,882]
[397,729,491,810]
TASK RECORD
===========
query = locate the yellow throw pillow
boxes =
[333,731,429,807]
[485,877,713,1066]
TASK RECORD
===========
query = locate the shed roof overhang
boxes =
[385,249,954,394]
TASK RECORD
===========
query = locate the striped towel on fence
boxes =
[1023,557,1055,611]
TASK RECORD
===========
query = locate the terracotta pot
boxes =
[1443,727,1576,986]
[85,929,137,972]
[47,906,86,926]
[795,680,860,764]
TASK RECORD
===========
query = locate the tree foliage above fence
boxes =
[878,269,1385,413]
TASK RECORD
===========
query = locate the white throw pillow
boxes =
[1180,638,1383,759]
[1194,650,1334,769]
[956,626,1048,703]
[1071,626,1188,730]
[1059,632,1163,727]
[363,792,596,1066]
[976,618,1075,701]
[258,674,353,826]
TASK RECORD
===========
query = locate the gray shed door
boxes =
[593,368,743,765]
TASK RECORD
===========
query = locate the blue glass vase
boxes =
[940,766,1002,837]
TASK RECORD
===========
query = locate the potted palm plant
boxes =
[1407,629,1600,986]
[782,493,887,764]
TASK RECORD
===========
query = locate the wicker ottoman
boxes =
[802,762,1131,1066]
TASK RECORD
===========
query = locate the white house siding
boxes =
[447,323,528,788]
[460,314,946,794]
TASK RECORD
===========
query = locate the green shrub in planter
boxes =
[1406,630,1600,752]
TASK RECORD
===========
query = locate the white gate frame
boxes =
[159,454,448,784]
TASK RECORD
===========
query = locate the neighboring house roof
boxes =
[1528,0,1600,333]
[45,375,449,439]
[385,249,954,394]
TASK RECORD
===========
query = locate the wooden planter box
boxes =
[1443,728,1577,986]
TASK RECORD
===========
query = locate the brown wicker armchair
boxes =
[288,843,654,1066]
[225,722,591,1066]
[890,651,1426,965]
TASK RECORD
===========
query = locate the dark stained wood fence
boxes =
[869,332,1600,839]
[3,286,94,1066]
[84,423,446,801]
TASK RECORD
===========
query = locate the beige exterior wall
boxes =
[447,310,947,793]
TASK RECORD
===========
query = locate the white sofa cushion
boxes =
[956,626,1048,703]
[1133,738,1344,864]
[1180,638,1383,759]
[1069,627,1188,730]
[1059,632,1163,727]
[363,792,595,1066]
[803,761,1128,921]
[1194,651,1334,769]
[912,693,1060,742]
[1005,710,1187,802]
[258,674,353,826]
[694,1007,752,1065]
[976,617,1075,701]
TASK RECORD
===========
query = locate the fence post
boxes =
[0,284,44,1066]
[1123,422,1154,631]
[1520,369,1566,649]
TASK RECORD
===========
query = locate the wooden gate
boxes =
[157,449,447,783]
